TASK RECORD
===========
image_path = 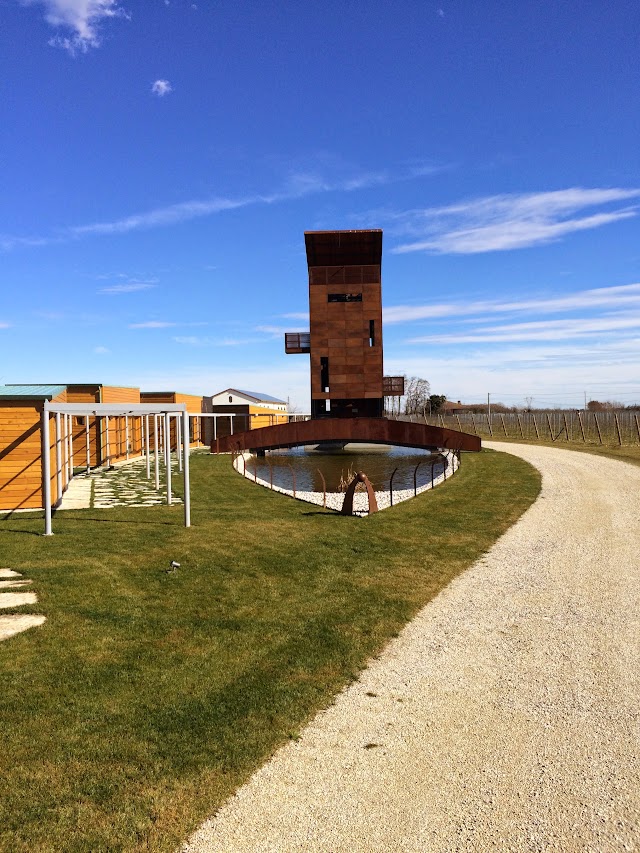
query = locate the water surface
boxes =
[249,443,443,493]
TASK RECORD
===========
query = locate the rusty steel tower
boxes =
[285,229,403,418]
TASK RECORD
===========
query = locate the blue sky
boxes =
[1,0,639,410]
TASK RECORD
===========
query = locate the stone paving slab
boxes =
[0,614,46,642]
[0,592,38,609]
[0,568,22,578]
[0,579,32,589]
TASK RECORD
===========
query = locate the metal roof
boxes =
[219,388,286,404]
[0,384,67,399]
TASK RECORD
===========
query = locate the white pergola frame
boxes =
[41,401,192,536]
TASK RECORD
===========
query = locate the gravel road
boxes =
[182,443,640,852]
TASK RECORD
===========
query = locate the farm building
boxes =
[202,389,289,443]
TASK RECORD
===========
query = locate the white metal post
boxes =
[125,415,130,460]
[144,415,150,478]
[154,414,160,490]
[176,413,183,472]
[63,414,69,488]
[42,402,53,535]
[230,415,234,435]
[213,415,217,442]
[68,414,74,478]
[164,411,172,505]
[182,409,191,528]
[55,412,62,504]
[85,417,91,472]
[105,417,111,467]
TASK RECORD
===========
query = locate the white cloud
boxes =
[280,312,309,321]
[1,162,443,249]
[151,79,173,97]
[390,188,640,254]
[173,336,249,346]
[385,282,640,324]
[99,281,157,294]
[255,325,292,338]
[25,0,130,55]
[129,321,176,329]
[0,322,10,329]
[93,345,110,354]
[384,342,640,408]
[407,314,640,344]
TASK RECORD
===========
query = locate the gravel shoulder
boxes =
[182,443,640,852]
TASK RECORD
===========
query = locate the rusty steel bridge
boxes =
[212,417,481,455]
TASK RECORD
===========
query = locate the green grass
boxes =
[0,448,540,852]
[485,434,640,468]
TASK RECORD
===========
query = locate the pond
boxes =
[248,443,444,494]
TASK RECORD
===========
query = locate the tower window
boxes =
[320,357,329,392]
[328,293,362,303]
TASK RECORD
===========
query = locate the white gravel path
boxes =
[182,443,640,853]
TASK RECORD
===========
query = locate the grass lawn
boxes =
[0,448,539,852]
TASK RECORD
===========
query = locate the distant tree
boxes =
[404,376,431,414]
[428,394,447,414]
[588,400,624,411]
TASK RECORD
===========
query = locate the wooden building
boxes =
[140,391,204,447]
[0,383,140,511]
[285,230,403,418]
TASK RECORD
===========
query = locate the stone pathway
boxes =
[59,456,183,510]
[0,568,46,642]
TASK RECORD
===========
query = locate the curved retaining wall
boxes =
[233,451,460,516]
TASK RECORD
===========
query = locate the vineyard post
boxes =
[577,411,586,443]
[594,413,603,444]
[517,413,524,439]
[614,412,623,446]
[500,414,508,436]
[532,414,540,440]
[546,412,553,439]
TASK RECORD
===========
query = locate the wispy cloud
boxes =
[129,321,176,329]
[385,282,640,324]
[25,0,130,55]
[255,325,292,338]
[0,322,10,329]
[93,345,110,354]
[1,161,447,250]
[280,312,309,321]
[173,336,249,346]
[408,314,640,344]
[151,79,172,97]
[390,188,640,254]
[99,281,158,294]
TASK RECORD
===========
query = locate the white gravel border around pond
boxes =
[233,449,460,513]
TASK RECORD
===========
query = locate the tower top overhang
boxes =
[304,229,382,268]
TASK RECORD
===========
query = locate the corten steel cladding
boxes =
[285,230,387,420]
[213,417,481,454]
[340,472,378,516]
